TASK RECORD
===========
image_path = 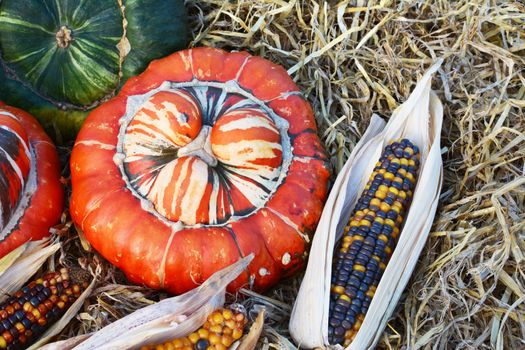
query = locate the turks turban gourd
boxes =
[0,0,188,141]
[0,103,63,258]
[70,47,330,293]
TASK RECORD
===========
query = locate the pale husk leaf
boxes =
[0,238,60,303]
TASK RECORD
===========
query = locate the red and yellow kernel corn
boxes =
[140,307,247,350]
[328,139,420,346]
[0,268,87,350]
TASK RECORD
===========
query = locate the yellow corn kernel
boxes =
[209,324,223,333]
[32,309,41,319]
[375,191,386,200]
[378,234,389,243]
[221,335,234,347]
[232,328,243,340]
[209,333,221,345]
[339,294,351,302]
[380,203,390,212]
[171,339,183,347]
[360,219,371,227]
[198,328,209,339]
[354,264,366,272]
[332,285,345,294]
[188,332,200,344]
[211,312,224,324]
[224,319,236,330]
[388,187,398,196]
[222,309,233,320]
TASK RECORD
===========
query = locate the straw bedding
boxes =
[49,0,525,349]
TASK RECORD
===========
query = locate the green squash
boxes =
[0,0,188,142]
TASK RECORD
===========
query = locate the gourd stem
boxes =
[56,26,73,48]
[177,126,218,167]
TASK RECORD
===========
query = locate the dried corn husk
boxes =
[0,238,60,303]
[233,308,265,350]
[42,254,254,350]
[290,60,444,349]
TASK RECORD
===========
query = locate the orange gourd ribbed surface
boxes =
[0,103,63,257]
[70,47,330,293]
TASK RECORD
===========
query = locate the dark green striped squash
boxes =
[0,0,188,142]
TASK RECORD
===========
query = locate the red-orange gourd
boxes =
[70,47,330,293]
[0,103,63,258]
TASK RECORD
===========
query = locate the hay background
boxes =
[53,0,525,349]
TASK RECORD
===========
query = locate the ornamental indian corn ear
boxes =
[328,139,420,346]
[290,60,443,349]
[0,268,88,350]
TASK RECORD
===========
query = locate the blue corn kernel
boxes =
[350,304,361,314]
[21,318,31,330]
[334,326,346,337]
[387,210,398,219]
[332,311,345,320]
[376,211,387,218]
[341,320,353,330]
[329,318,341,327]
[334,304,349,314]
[345,287,358,298]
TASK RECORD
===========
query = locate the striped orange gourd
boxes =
[70,47,330,294]
[0,103,62,258]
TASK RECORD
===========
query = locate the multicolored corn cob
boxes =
[328,139,420,346]
[0,268,88,350]
[140,307,248,350]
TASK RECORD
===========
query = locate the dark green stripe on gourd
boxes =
[0,0,188,142]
